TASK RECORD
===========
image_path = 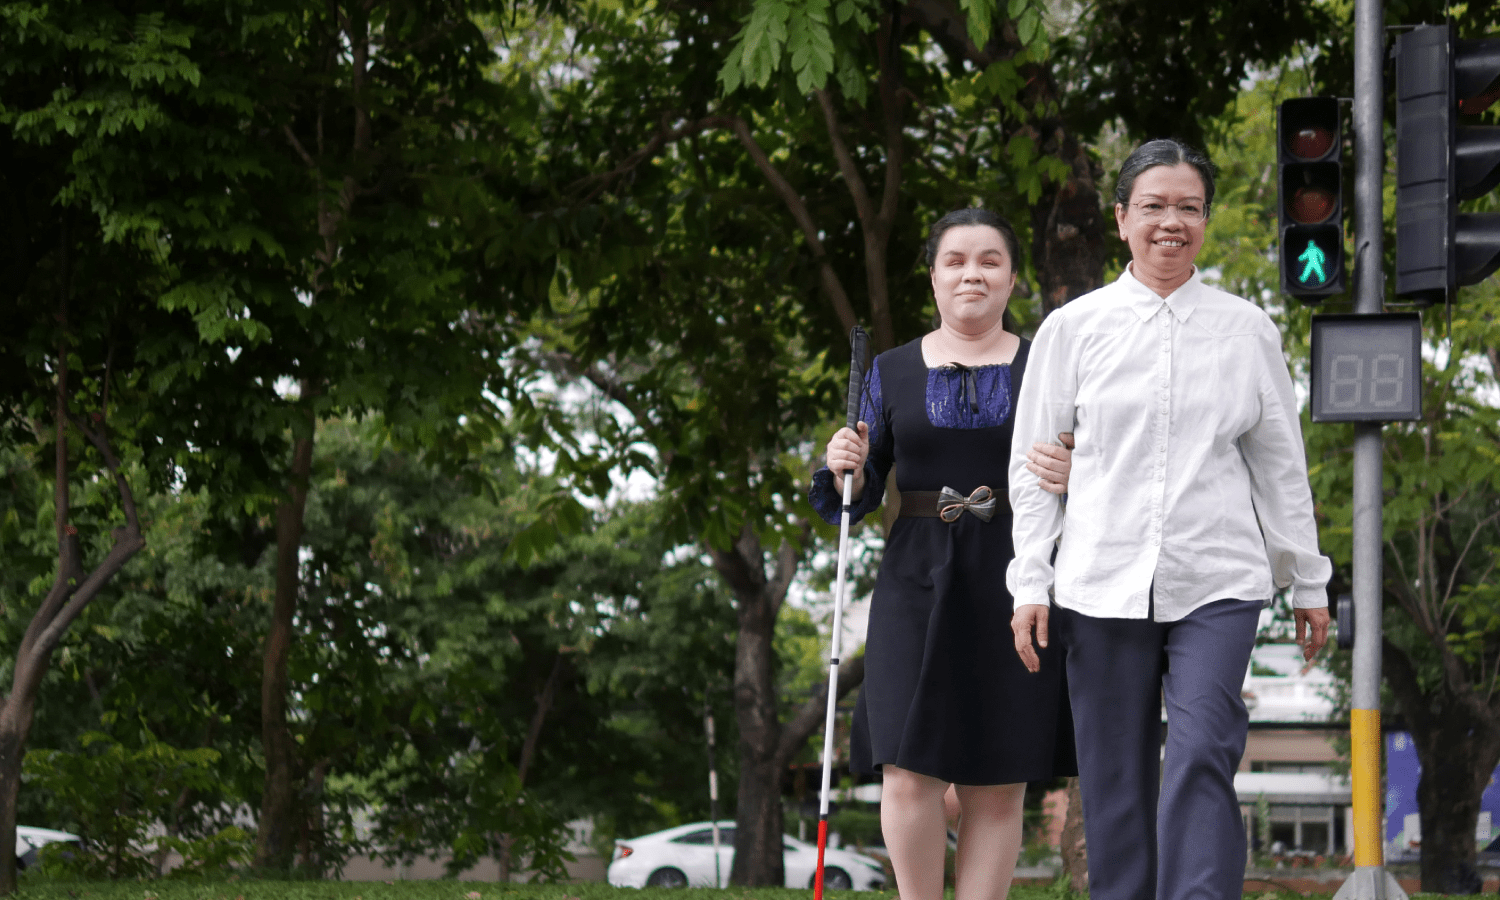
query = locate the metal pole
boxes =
[706,709,722,888]
[1335,2,1408,898]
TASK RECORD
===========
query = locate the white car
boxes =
[16,826,81,871]
[608,821,887,890]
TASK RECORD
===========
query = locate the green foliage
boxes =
[0,411,743,878]
[261,419,734,873]
[23,732,223,879]
[827,807,881,847]
[721,0,861,96]
[719,0,1049,104]
[155,828,254,880]
[774,606,825,713]
[1051,0,1336,149]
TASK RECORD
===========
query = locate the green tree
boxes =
[6,412,748,879]
[2,0,562,876]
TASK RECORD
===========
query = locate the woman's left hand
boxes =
[1027,432,1075,494]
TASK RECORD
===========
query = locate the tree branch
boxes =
[540,349,644,421]
[518,653,566,787]
[814,90,875,229]
[283,124,317,168]
[766,520,812,620]
[775,654,866,766]
[728,116,859,336]
[876,15,905,234]
[30,420,145,661]
[707,521,767,603]
[570,115,739,201]
[1383,637,1434,737]
[70,415,141,536]
[1439,508,1500,613]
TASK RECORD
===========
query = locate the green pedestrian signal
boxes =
[1277,98,1346,300]
[1285,223,1341,292]
[1298,239,1329,286]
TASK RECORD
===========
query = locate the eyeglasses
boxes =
[1130,200,1208,225]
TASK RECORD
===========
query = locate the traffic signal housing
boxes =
[1394,23,1500,303]
[1278,97,1346,301]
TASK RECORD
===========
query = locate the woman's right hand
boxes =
[825,422,870,499]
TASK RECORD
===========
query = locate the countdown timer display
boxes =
[1310,314,1422,423]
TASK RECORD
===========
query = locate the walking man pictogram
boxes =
[1298,241,1328,285]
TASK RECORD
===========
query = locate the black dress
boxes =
[810,337,1075,786]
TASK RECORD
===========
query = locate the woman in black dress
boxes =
[810,209,1076,900]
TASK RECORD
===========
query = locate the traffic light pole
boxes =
[1333,1,1408,898]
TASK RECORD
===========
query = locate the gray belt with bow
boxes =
[899,486,1005,522]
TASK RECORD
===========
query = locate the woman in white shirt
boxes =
[1006,140,1333,900]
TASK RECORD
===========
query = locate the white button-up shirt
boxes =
[1007,266,1331,621]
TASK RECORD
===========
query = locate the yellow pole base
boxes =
[1350,707,1383,867]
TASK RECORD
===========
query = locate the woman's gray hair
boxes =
[1114,139,1218,215]
[924,207,1022,270]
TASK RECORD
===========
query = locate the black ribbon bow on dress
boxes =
[938,486,997,522]
[945,362,982,415]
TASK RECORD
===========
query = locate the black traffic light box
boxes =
[1278,97,1346,300]
[1394,23,1500,303]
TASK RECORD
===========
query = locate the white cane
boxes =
[814,325,869,900]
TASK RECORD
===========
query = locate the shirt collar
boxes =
[1119,264,1204,323]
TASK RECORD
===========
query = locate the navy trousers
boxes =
[1056,597,1261,900]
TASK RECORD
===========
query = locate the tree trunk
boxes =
[725,537,786,886]
[1408,701,1500,894]
[1417,761,1483,895]
[499,653,566,881]
[254,422,316,871]
[1031,132,1108,318]
[706,518,867,887]
[1384,639,1500,895]
[0,697,37,894]
[1059,777,1087,892]
[704,522,796,886]
[295,759,330,873]
[255,3,368,869]
[0,295,144,894]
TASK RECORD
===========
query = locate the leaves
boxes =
[721,0,870,95]
[720,0,792,93]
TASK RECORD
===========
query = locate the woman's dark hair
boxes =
[1114,139,1218,215]
[925,207,1022,271]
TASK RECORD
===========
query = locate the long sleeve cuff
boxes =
[809,462,882,525]
[1290,584,1329,608]
[1009,582,1053,609]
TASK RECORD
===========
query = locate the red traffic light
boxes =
[1287,126,1336,161]
[1291,186,1338,224]
[1281,161,1341,224]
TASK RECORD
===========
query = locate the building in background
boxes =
[1235,641,1350,858]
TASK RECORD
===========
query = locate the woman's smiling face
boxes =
[1114,162,1208,294]
[929,224,1016,335]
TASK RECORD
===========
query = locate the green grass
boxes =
[11,886,868,900]
[6,884,1341,900]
